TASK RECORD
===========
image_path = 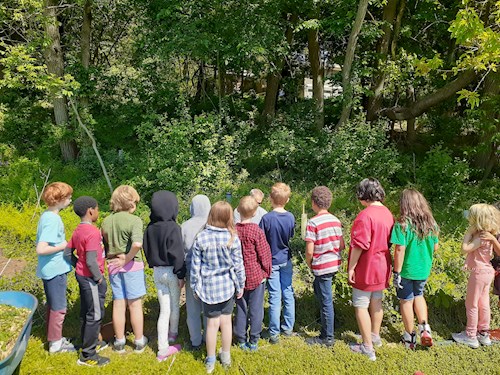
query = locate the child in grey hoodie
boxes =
[181,194,211,349]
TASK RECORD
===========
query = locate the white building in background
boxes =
[303,77,343,99]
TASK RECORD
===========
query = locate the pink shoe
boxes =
[157,344,181,362]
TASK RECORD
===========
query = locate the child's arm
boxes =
[393,245,406,273]
[190,239,202,297]
[36,240,67,255]
[462,230,481,254]
[348,247,363,284]
[256,230,272,278]
[63,246,78,268]
[231,238,246,298]
[86,251,103,283]
[480,231,500,256]
[305,242,314,269]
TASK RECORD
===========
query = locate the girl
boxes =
[143,191,185,361]
[391,189,439,349]
[190,201,245,374]
[101,185,148,353]
[181,194,211,350]
[452,204,500,348]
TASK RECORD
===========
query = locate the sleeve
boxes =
[63,243,77,268]
[86,251,103,282]
[290,214,295,239]
[190,238,202,293]
[168,226,186,279]
[131,217,143,244]
[231,237,246,291]
[304,219,316,243]
[256,229,272,278]
[390,222,407,246]
[350,215,371,251]
[38,215,61,244]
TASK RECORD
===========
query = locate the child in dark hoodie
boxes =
[143,191,186,362]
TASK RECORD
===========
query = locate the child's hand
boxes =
[178,278,185,289]
[108,253,126,268]
[348,269,355,284]
[236,290,244,299]
[393,272,403,289]
[480,231,495,242]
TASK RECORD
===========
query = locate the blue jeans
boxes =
[267,260,295,337]
[313,273,335,340]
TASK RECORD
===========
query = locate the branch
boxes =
[381,70,478,120]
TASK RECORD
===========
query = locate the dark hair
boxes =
[73,196,98,218]
[356,178,385,202]
[311,186,332,209]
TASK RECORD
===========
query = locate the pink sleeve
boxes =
[350,216,371,251]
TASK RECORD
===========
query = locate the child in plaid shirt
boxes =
[234,196,272,351]
[190,201,246,374]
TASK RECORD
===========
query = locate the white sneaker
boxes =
[452,331,480,349]
[477,331,492,346]
[402,331,416,350]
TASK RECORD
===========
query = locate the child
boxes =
[143,191,184,361]
[101,185,148,353]
[488,202,500,307]
[65,196,110,366]
[234,196,272,351]
[181,194,211,350]
[234,188,268,224]
[35,182,76,353]
[304,186,345,347]
[452,203,500,348]
[348,178,394,361]
[190,201,245,374]
[391,189,438,349]
[259,182,296,344]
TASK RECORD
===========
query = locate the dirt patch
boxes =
[0,249,27,278]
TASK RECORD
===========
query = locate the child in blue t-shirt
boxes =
[259,182,295,344]
[35,182,75,353]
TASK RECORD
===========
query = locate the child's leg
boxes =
[280,260,295,334]
[128,298,144,340]
[185,275,204,346]
[234,290,249,343]
[205,316,221,358]
[154,267,171,354]
[369,295,383,337]
[465,273,482,337]
[43,274,68,343]
[352,288,373,347]
[313,274,334,339]
[248,283,266,344]
[266,265,282,337]
[413,280,429,326]
[167,270,181,337]
[220,313,233,353]
[400,299,415,333]
[112,299,127,340]
[477,272,494,333]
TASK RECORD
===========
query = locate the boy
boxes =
[348,178,394,361]
[234,188,268,224]
[101,185,148,353]
[234,196,272,351]
[259,182,295,344]
[304,186,344,347]
[35,182,76,353]
[65,196,110,366]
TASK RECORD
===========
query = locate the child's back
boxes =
[259,210,295,265]
[102,211,143,258]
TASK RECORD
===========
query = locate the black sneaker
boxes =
[96,340,108,352]
[134,336,149,353]
[306,336,334,347]
[269,335,280,344]
[113,340,126,354]
[77,355,110,367]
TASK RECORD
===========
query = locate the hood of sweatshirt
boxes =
[181,194,211,252]
[150,190,178,223]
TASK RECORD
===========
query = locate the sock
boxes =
[205,355,216,364]
[219,350,231,363]
[115,337,126,345]
[135,336,145,345]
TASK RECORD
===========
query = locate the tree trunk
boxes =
[336,0,370,129]
[195,61,207,101]
[382,70,477,120]
[80,0,92,107]
[366,0,403,121]
[307,27,324,130]
[44,0,77,161]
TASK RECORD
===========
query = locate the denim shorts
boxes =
[397,278,427,301]
[109,269,146,300]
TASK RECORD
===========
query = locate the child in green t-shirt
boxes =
[391,189,438,350]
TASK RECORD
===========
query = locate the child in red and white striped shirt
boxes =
[304,186,345,346]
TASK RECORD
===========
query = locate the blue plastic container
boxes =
[0,291,38,375]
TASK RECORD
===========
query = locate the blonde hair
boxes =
[110,185,140,212]
[207,201,236,246]
[398,189,438,239]
[238,196,259,220]
[250,188,264,202]
[467,203,500,235]
[270,182,291,206]
[42,182,73,206]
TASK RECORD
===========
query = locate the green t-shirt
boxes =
[390,221,438,280]
[101,211,144,261]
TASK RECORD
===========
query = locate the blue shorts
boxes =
[109,270,146,300]
[397,278,427,301]
[42,273,68,311]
